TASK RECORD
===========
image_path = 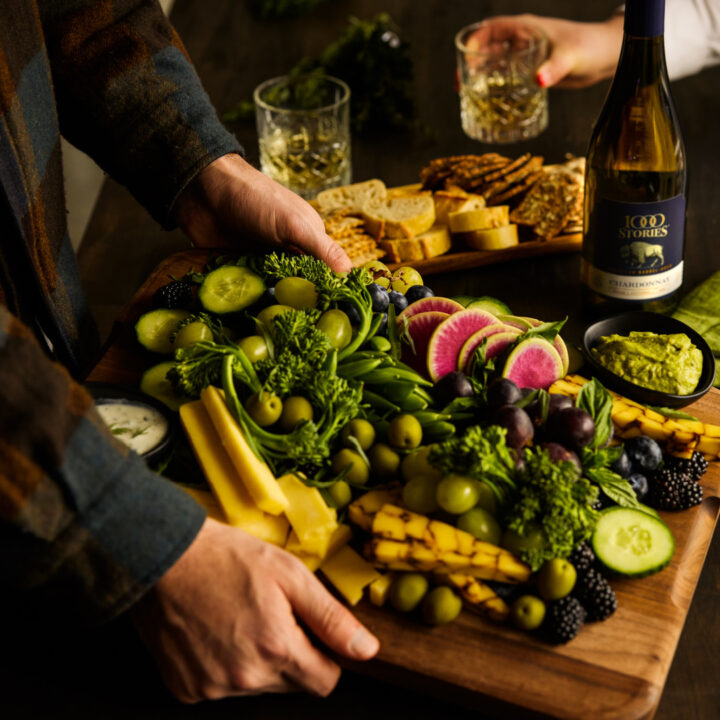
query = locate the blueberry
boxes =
[405,285,435,304]
[624,436,663,473]
[337,300,362,325]
[610,450,632,478]
[627,472,649,501]
[368,283,389,313]
[388,290,409,314]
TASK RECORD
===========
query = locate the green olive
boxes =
[326,480,352,510]
[402,475,440,514]
[341,418,376,451]
[245,392,283,427]
[279,395,313,432]
[387,413,423,450]
[273,277,319,309]
[367,443,401,480]
[389,573,429,613]
[501,523,547,555]
[173,321,214,348]
[236,335,269,364]
[422,586,462,625]
[400,445,442,483]
[510,595,546,631]
[456,507,502,544]
[257,304,294,333]
[536,558,577,600]
[317,309,353,350]
[436,474,479,515]
[331,448,369,485]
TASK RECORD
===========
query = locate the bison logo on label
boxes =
[619,241,665,267]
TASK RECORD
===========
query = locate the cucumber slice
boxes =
[467,296,512,317]
[199,266,265,314]
[135,309,189,354]
[140,361,187,411]
[450,295,477,308]
[592,507,675,578]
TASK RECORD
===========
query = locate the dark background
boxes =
[4,1,718,719]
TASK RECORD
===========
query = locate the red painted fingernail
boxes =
[537,70,549,87]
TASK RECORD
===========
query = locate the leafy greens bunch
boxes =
[504,448,599,571]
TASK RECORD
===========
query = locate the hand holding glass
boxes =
[456,20,549,144]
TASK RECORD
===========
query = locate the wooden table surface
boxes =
[5,1,717,719]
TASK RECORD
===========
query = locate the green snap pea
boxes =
[421,421,457,441]
[362,389,401,414]
[336,357,384,378]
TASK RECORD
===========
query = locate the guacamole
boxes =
[591,331,703,395]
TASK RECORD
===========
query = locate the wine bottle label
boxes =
[584,194,685,301]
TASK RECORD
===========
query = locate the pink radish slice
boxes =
[397,296,464,323]
[461,328,522,373]
[502,337,564,390]
[400,311,450,377]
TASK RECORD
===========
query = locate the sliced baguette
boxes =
[362,196,436,240]
[448,206,510,234]
[434,191,487,225]
[461,224,519,250]
[316,179,387,215]
[386,183,428,198]
[379,223,451,263]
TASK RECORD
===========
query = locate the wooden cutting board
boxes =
[87,249,720,720]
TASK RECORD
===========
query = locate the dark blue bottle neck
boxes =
[624,0,665,38]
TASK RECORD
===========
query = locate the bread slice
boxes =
[378,223,451,263]
[315,179,387,215]
[362,196,436,240]
[448,206,510,234]
[386,183,428,198]
[461,224,519,250]
[433,190,487,225]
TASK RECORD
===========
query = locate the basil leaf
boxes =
[523,317,567,343]
[586,467,643,511]
[577,377,614,449]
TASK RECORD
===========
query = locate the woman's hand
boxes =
[466,14,624,89]
[174,154,351,273]
[131,518,379,701]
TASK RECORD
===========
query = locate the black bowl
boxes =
[84,382,177,465]
[582,312,715,408]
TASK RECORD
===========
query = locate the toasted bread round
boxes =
[462,224,519,250]
[448,206,510,233]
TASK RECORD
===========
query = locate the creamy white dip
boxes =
[97,402,169,455]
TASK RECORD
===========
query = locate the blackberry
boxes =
[664,451,709,482]
[153,280,193,309]
[568,543,596,573]
[649,467,703,511]
[572,567,617,622]
[542,596,586,644]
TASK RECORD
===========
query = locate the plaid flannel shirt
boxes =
[0,0,243,623]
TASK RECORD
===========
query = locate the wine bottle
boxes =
[581,0,687,317]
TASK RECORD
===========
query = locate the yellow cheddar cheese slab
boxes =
[179,400,289,545]
[277,473,338,555]
[285,524,352,572]
[200,386,288,515]
[321,545,381,606]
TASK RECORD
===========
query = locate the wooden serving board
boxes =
[87,249,720,720]
[385,233,582,275]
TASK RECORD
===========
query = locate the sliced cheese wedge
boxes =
[285,524,352,572]
[200,386,288,515]
[320,545,381,606]
[179,401,289,544]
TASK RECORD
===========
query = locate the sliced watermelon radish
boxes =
[426,308,499,381]
[457,323,513,371]
[397,296,464,323]
[400,311,450,377]
[497,314,535,332]
[502,337,564,390]
[460,327,522,372]
[512,316,569,376]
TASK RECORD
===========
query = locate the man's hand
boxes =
[466,14,624,90]
[173,154,351,273]
[131,518,379,702]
